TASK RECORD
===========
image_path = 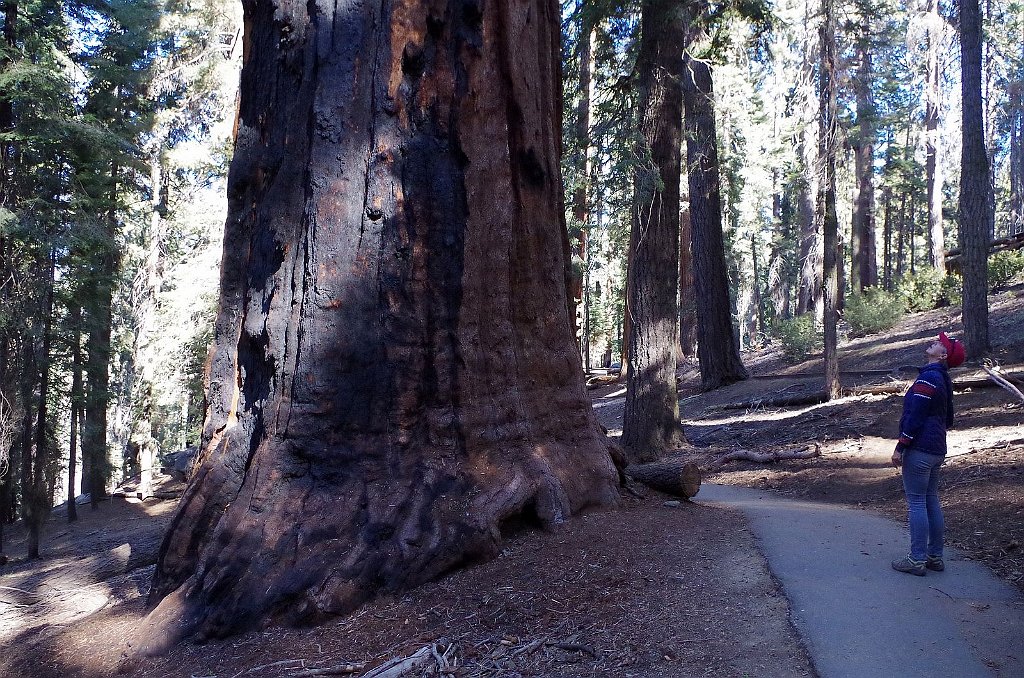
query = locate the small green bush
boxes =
[939,273,962,306]
[989,250,1024,290]
[895,268,946,311]
[844,287,906,337]
[778,315,821,363]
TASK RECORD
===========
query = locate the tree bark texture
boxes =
[621,0,686,462]
[679,205,696,357]
[67,303,82,522]
[925,0,945,269]
[796,134,821,317]
[958,0,991,356]
[83,165,119,508]
[683,56,748,392]
[1010,33,1023,236]
[569,26,594,361]
[851,16,876,291]
[819,0,841,400]
[139,0,619,650]
[625,459,700,499]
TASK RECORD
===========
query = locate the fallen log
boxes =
[625,459,702,499]
[716,444,820,465]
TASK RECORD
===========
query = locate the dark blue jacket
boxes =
[897,362,954,456]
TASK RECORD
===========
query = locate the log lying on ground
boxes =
[715,444,820,465]
[625,459,702,499]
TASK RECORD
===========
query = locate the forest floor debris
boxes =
[0,286,1021,677]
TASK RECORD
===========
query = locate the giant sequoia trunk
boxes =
[621,0,686,462]
[137,0,619,651]
[683,56,748,392]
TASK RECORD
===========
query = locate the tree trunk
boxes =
[621,0,686,462]
[570,25,595,365]
[684,56,748,391]
[796,134,821,317]
[925,0,945,269]
[137,0,619,651]
[68,303,82,522]
[1011,32,1023,236]
[959,0,992,356]
[83,162,119,509]
[820,0,841,400]
[851,15,876,291]
[26,250,56,559]
[679,204,697,357]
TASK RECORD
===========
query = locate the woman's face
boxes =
[926,340,947,363]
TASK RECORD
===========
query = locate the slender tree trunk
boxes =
[796,134,821,317]
[851,18,877,291]
[0,0,16,203]
[679,203,697,357]
[26,251,56,559]
[925,0,945,269]
[1011,34,1024,235]
[83,162,119,509]
[622,0,685,461]
[570,26,594,365]
[137,1,619,652]
[684,56,748,390]
[820,0,840,400]
[959,0,991,355]
[882,186,893,289]
[68,303,82,522]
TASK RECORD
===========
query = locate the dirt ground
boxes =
[0,285,1021,678]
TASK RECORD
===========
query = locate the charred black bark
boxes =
[136,0,618,652]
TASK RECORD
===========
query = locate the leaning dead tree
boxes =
[134,1,620,652]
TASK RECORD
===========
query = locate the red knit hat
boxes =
[938,332,966,368]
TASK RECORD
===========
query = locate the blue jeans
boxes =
[901,449,945,561]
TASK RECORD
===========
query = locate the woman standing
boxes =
[891,332,966,576]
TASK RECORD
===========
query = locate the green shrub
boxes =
[989,250,1024,290]
[778,315,821,363]
[939,273,962,306]
[844,287,906,337]
[895,268,946,311]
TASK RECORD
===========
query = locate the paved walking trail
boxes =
[696,484,1024,678]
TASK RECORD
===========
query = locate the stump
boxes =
[625,459,702,499]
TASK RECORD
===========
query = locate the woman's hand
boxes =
[891,446,903,468]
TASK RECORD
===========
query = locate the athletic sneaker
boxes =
[926,555,945,571]
[892,556,927,576]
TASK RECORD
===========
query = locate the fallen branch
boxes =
[625,459,701,499]
[290,663,365,677]
[361,646,433,678]
[981,365,1024,405]
[715,444,820,465]
[721,392,828,409]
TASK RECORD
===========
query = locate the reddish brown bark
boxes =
[621,0,686,462]
[683,56,747,391]
[136,0,619,651]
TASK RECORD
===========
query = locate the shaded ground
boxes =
[0,285,1021,677]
